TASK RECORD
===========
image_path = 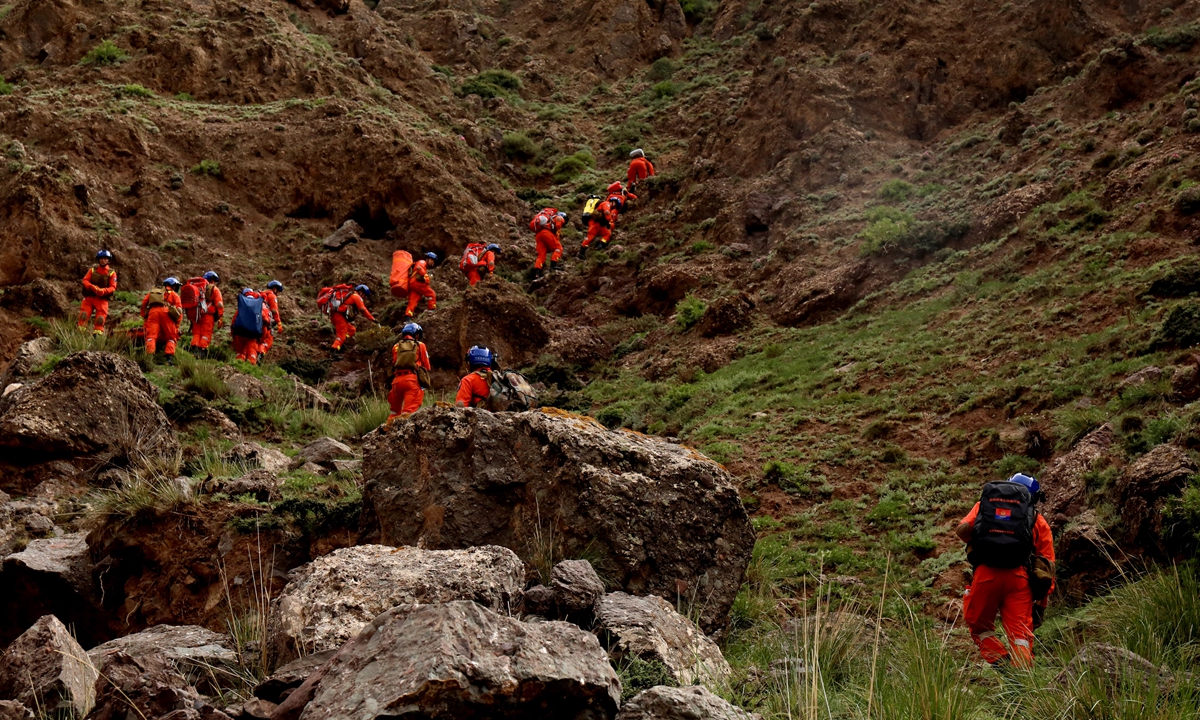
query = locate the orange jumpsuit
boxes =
[455,369,491,408]
[627,157,655,188]
[140,289,182,356]
[190,285,224,350]
[960,502,1056,668]
[260,290,281,356]
[405,260,437,316]
[387,340,431,420]
[535,217,564,270]
[465,250,496,286]
[230,295,272,365]
[331,292,375,350]
[583,201,615,248]
[78,265,117,331]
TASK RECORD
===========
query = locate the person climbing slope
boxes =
[626,148,655,191]
[956,472,1056,669]
[140,277,183,364]
[78,250,117,334]
[460,244,500,286]
[230,287,271,365]
[259,280,284,358]
[530,208,565,276]
[319,283,376,352]
[387,322,431,421]
[189,271,224,359]
[406,252,439,317]
[605,180,636,220]
[578,199,616,260]
[455,345,494,408]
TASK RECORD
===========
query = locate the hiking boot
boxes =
[164,355,175,366]
[577,246,587,260]
[549,261,561,273]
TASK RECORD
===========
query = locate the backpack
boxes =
[181,277,208,324]
[582,196,600,224]
[389,250,413,297]
[394,338,432,388]
[592,202,612,229]
[232,291,265,339]
[487,370,538,412]
[968,481,1038,569]
[460,244,486,271]
[145,288,167,309]
[530,208,558,233]
[317,284,353,317]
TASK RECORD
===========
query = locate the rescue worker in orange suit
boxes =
[405,252,439,317]
[189,271,223,358]
[956,473,1055,669]
[78,249,117,334]
[230,288,272,365]
[626,148,655,191]
[331,284,377,351]
[578,200,616,259]
[259,280,284,358]
[605,181,636,221]
[141,277,183,365]
[387,323,431,421]
[455,345,494,408]
[534,214,565,276]
[464,244,500,287]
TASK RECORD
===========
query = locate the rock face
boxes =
[0,337,53,387]
[321,219,363,250]
[0,352,177,489]
[768,262,871,327]
[267,544,524,663]
[1041,424,1115,528]
[87,624,237,677]
[254,650,336,704]
[0,533,105,648]
[1113,444,1196,547]
[617,685,761,720]
[595,592,732,686]
[420,281,551,372]
[0,615,98,718]
[293,602,621,720]
[697,294,755,338]
[360,407,755,632]
[225,442,291,474]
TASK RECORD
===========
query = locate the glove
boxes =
[276,323,284,333]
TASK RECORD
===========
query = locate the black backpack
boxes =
[968,481,1037,569]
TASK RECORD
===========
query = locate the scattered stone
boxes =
[297,461,327,476]
[617,685,761,720]
[216,368,267,401]
[361,407,755,633]
[87,624,237,678]
[295,437,354,468]
[330,458,361,474]
[1119,366,1163,388]
[224,442,290,474]
[87,650,204,720]
[1054,643,1175,690]
[194,407,242,441]
[697,293,755,338]
[595,592,732,686]
[253,649,335,704]
[522,584,557,617]
[0,533,104,649]
[239,698,277,719]
[321,219,363,250]
[0,701,32,720]
[292,381,332,411]
[0,615,98,718]
[1114,443,1196,546]
[267,544,524,664]
[552,559,606,614]
[218,470,280,502]
[2,384,19,397]
[23,513,53,535]
[0,337,54,386]
[294,602,621,720]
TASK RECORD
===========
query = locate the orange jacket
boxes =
[627,157,655,185]
[960,501,1055,594]
[455,369,491,408]
[589,201,616,228]
[82,266,117,298]
[262,290,281,327]
[410,259,432,285]
[337,292,376,322]
[204,284,224,319]
[392,340,431,372]
[140,288,182,318]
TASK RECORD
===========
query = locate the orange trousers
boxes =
[583,222,611,248]
[331,313,356,350]
[535,230,563,268]
[78,297,110,331]
[190,313,217,349]
[232,335,261,364]
[387,372,424,419]
[406,282,436,315]
[465,268,487,286]
[260,326,274,355]
[963,565,1035,667]
[144,307,178,356]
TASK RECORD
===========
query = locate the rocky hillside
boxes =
[2,0,1200,718]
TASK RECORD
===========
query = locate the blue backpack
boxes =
[232,291,265,338]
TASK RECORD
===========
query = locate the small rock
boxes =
[195,407,241,441]
[0,337,54,386]
[521,584,557,617]
[0,615,98,717]
[552,559,605,614]
[617,685,761,720]
[296,437,354,468]
[321,219,363,250]
[297,461,327,476]
[293,381,332,411]
[1054,643,1175,690]
[1120,366,1163,388]
[224,442,290,474]
[2,383,20,397]
[216,368,267,401]
[239,698,277,719]
[24,513,54,535]
[219,470,279,502]
[595,592,732,686]
[253,650,335,703]
[0,701,33,720]
[170,476,193,501]
[330,458,361,474]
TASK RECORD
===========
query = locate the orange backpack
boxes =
[460,243,487,271]
[389,250,413,297]
[317,284,354,316]
[529,208,558,233]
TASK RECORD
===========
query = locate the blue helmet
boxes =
[163,277,180,288]
[1008,473,1040,494]
[96,249,113,261]
[267,280,283,292]
[355,284,371,296]
[402,322,422,337]
[203,271,219,283]
[486,243,501,254]
[557,212,569,224]
[466,345,493,368]
[424,252,438,263]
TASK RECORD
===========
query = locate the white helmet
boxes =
[630,148,645,159]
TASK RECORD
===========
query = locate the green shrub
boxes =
[675,295,706,331]
[191,159,222,177]
[1155,301,1200,349]
[460,69,521,99]
[614,657,677,702]
[879,179,914,202]
[1163,481,1200,554]
[858,206,969,257]
[679,0,715,21]
[119,84,153,98]
[502,132,538,160]
[81,40,128,66]
[647,58,676,82]
[1175,187,1200,215]
[1145,23,1200,51]
[551,150,595,183]
[280,358,329,385]
[652,81,679,99]
[179,356,229,400]
[689,240,713,255]
[0,79,12,96]
[1148,259,1200,297]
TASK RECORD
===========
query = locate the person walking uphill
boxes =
[318,283,376,352]
[78,250,117,334]
[626,148,655,191]
[259,280,284,358]
[578,199,616,260]
[455,345,494,408]
[141,277,183,364]
[189,271,224,359]
[387,323,431,421]
[956,473,1056,669]
[406,252,439,317]
[530,209,565,275]
[230,288,271,365]
[460,244,500,287]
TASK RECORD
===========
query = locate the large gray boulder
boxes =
[0,352,177,491]
[361,407,755,632]
[1114,444,1196,547]
[1041,424,1114,528]
[617,685,761,720]
[267,544,524,664]
[0,615,98,718]
[0,533,105,648]
[292,602,620,720]
[88,625,237,677]
[0,337,54,387]
[595,592,731,686]
[86,650,224,720]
